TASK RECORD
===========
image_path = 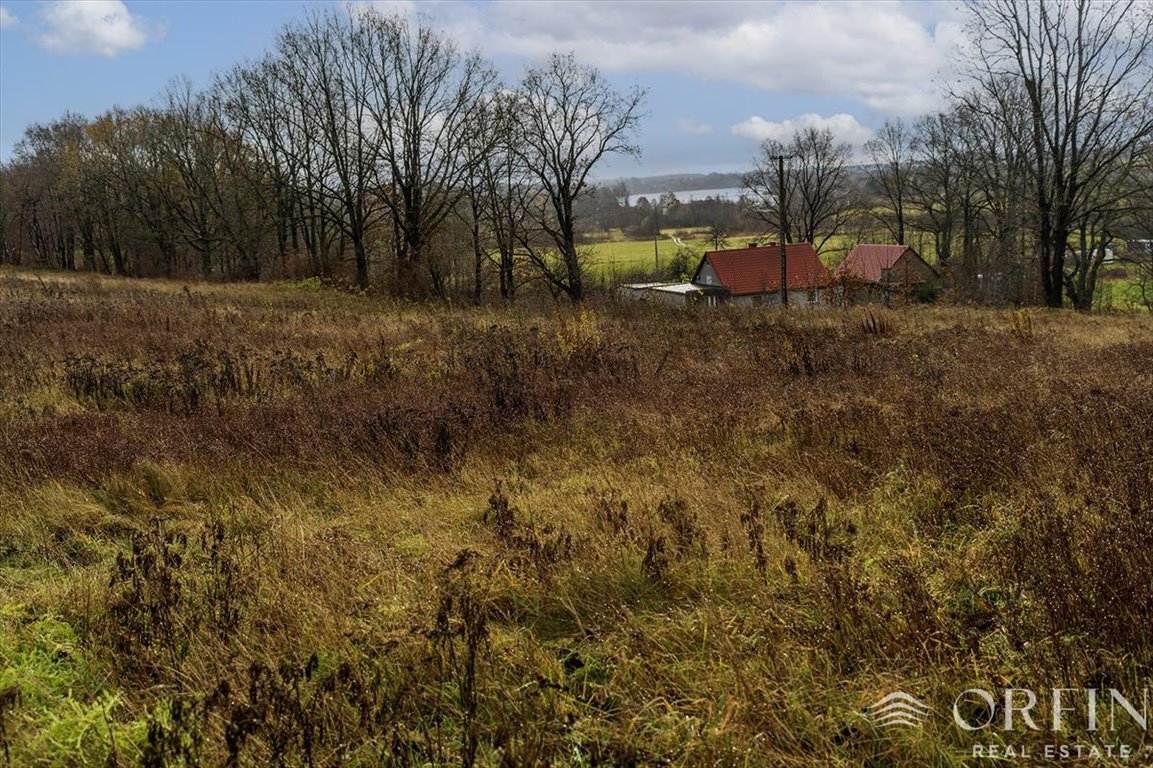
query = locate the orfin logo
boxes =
[868,691,932,727]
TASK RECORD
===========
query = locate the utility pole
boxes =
[654,225,660,275]
[653,205,661,275]
[772,154,789,307]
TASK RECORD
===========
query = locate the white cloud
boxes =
[0,6,17,29]
[676,117,713,136]
[341,1,966,119]
[472,1,961,116]
[348,1,417,21]
[349,0,488,49]
[37,0,163,58]
[731,113,875,146]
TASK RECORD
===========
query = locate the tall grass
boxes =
[0,270,1150,765]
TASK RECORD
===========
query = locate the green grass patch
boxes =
[0,605,148,765]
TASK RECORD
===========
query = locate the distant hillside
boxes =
[611,172,747,195]
[601,165,878,196]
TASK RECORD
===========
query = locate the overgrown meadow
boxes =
[1,270,1150,766]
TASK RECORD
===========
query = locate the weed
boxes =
[104,521,194,680]
[739,499,768,577]
[100,518,250,685]
[1010,309,1034,338]
[641,530,669,584]
[141,697,204,768]
[431,555,490,768]
[587,486,630,538]
[483,481,517,541]
[859,311,895,337]
[0,685,18,767]
[484,481,574,576]
[772,497,854,564]
[656,495,705,559]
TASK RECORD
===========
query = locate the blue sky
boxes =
[0,1,967,178]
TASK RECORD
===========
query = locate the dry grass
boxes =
[0,269,1151,766]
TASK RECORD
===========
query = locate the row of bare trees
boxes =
[0,8,644,302]
[4,1,1149,308]
[743,0,1152,308]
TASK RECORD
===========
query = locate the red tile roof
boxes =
[834,244,924,283]
[695,243,831,296]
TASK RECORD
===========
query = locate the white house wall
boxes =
[696,261,721,287]
[732,289,825,306]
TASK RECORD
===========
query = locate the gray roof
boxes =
[622,281,722,295]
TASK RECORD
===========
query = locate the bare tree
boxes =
[0,164,18,265]
[513,53,645,302]
[743,127,854,253]
[84,107,186,276]
[965,0,1153,308]
[355,10,497,297]
[864,119,914,244]
[706,222,729,250]
[218,55,340,278]
[1120,141,1153,309]
[907,111,970,274]
[276,10,384,287]
[457,90,531,302]
[8,115,92,271]
[934,99,1051,302]
[482,94,536,302]
[198,85,279,280]
[157,80,226,279]
[84,111,138,275]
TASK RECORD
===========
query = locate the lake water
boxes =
[623,187,745,206]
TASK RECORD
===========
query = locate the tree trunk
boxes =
[354,236,368,288]
[81,227,96,272]
[471,216,483,304]
[1048,235,1067,308]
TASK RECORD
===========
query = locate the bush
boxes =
[913,282,942,303]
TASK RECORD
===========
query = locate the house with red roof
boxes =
[620,242,831,306]
[692,242,832,306]
[833,244,939,304]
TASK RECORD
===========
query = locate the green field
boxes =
[584,229,763,277]
[583,229,905,277]
[584,235,679,276]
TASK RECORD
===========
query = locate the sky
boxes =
[0,0,969,179]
